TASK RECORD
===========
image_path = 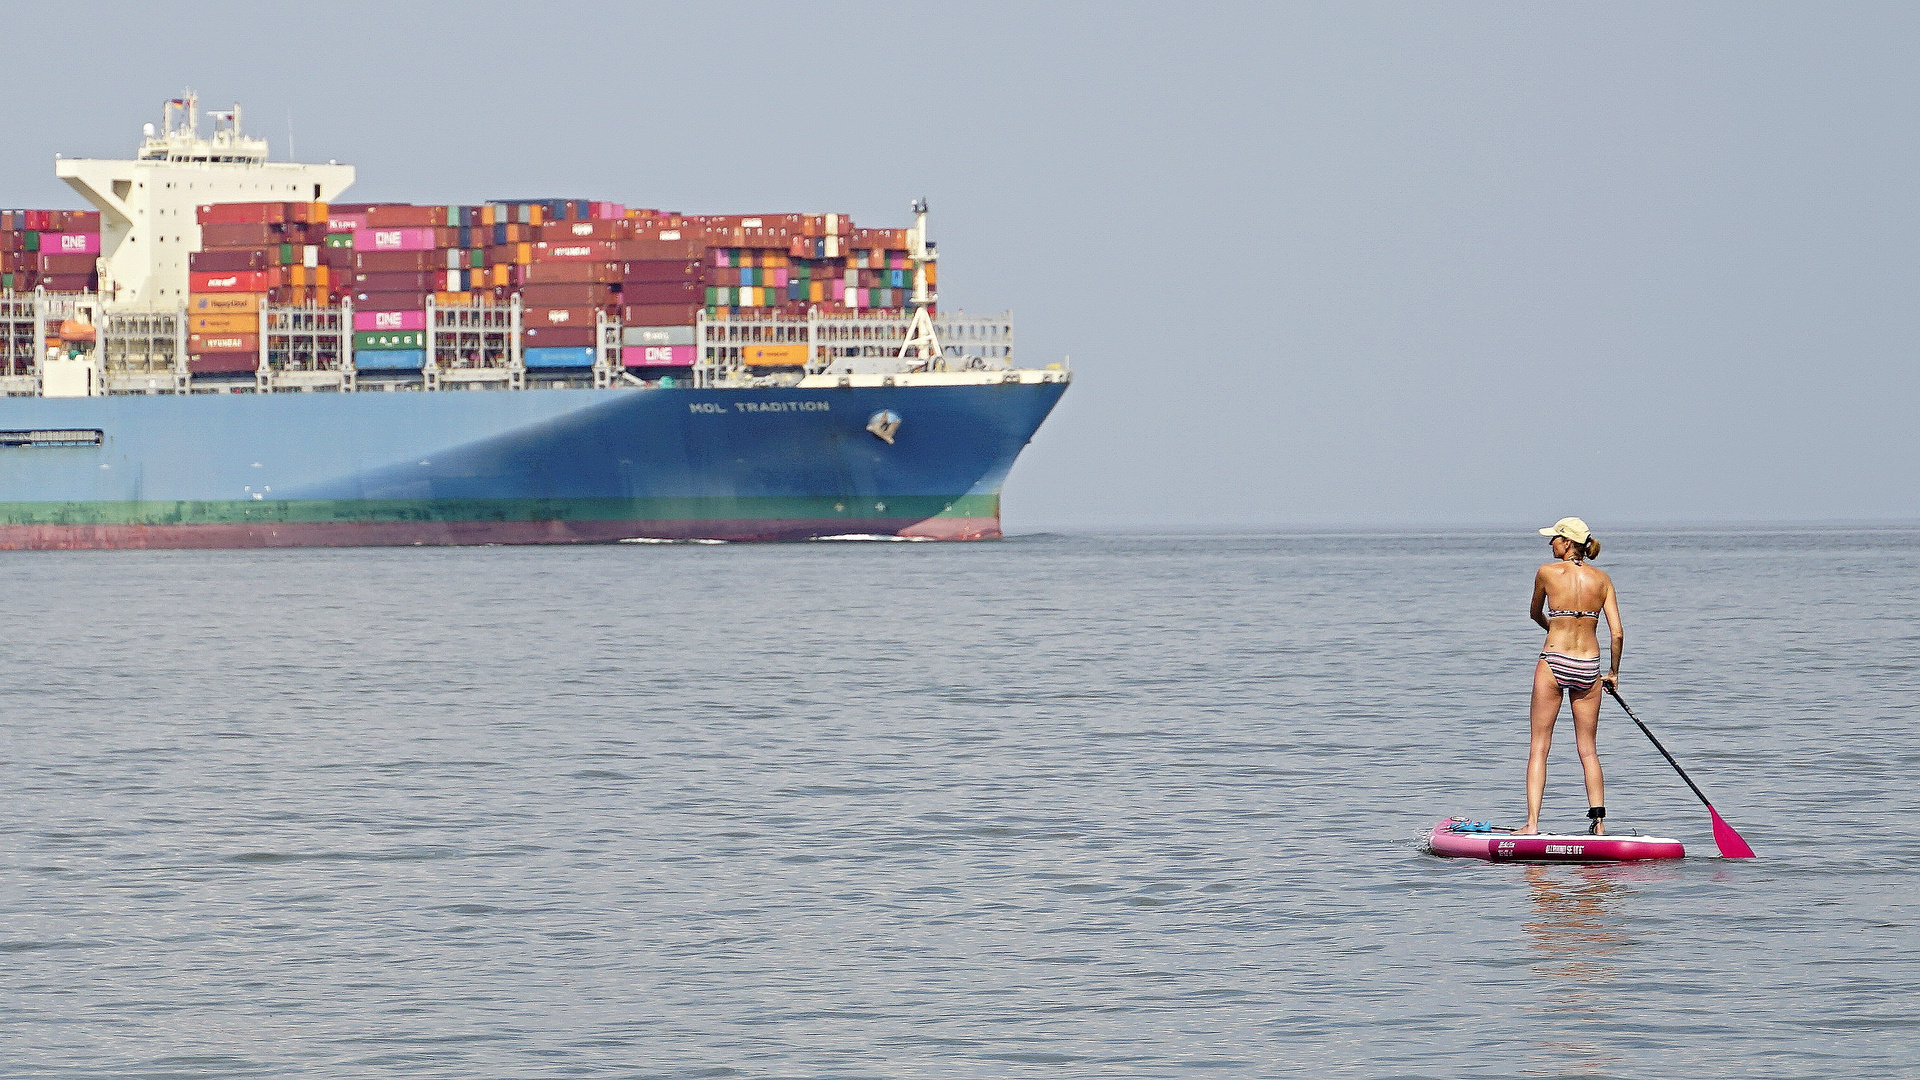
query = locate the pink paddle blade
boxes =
[1709,805,1756,858]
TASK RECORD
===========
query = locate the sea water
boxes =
[4,529,1916,1078]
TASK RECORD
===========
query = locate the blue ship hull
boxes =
[0,382,1067,547]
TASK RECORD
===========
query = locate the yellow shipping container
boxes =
[189,292,264,314]
[187,312,258,335]
[492,263,510,287]
[434,291,472,306]
[743,343,807,367]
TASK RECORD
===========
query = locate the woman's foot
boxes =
[1588,820,1607,835]
[1515,823,1539,835]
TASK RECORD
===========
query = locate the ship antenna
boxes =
[896,197,943,371]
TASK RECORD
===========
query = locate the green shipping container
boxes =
[353,330,426,350]
[23,232,39,253]
[324,233,354,248]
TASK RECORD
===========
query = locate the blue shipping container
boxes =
[524,346,596,369]
[356,349,426,371]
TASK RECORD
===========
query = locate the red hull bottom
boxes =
[0,516,1002,550]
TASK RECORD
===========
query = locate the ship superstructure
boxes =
[56,92,354,307]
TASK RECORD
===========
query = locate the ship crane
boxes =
[896,197,943,371]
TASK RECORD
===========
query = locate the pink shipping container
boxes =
[623,345,696,367]
[353,310,427,331]
[41,232,101,255]
[355,227,437,252]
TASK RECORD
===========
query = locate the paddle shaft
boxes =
[1605,687,1715,809]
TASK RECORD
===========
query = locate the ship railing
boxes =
[693,307,1015,387]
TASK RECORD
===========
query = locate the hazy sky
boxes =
[7,2,1916,529]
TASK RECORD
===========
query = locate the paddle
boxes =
[1606,686,1756,858]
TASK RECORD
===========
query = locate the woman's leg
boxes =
[1521,659,1562,834]
[1570,678,1606,834]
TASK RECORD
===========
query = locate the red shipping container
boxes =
[56,209,102,231]
[621,280,703,304]
[364,205,444,227]
[199,222,287,247]
[519,261,622,284]
[191,270,278,293]
[38,274,95,292]
[520,283,616,306]
[188,351,260,374]
[522,306,599,328]
[197,202,289,225]
[351,271,438,291]
[36,253,96,274]
[532,240,624,261]
[538,219,633,242]
[620,303,701,326]
[349,290,433,309]
[521,325,597,348]
[190,249,274,272]
[353,250,439,272]
[188,333,260,353]
[621,259,704,282]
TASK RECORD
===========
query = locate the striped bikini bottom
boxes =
[1540,651,1603,693]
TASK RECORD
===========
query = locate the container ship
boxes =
[0,94,1067,548]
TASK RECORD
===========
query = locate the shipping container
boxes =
[520,283,616,306]
[188,333,260,354]
[199,222,287,248]
[621,259,704,283]
[354,227,438,252]
[190,270,278,293]
[37,253,97,274]
[522,306,598,327]
[197,202,288,226]
[352,249,439,273]
[352,310,427,332]
[190,249,274,272]
[621,325,697,346]
[38,232,100,255]
[188,351,261,374]
[353,330,426,350]
[354,348,426,370]
[742,344,807,367]
[619,303,701,326]
[349,290,433,310]
[622,344,696,367]
[189,292,264,314]
[519,260,623,284]
[521,326,596,348]
[524,346,597,369]
[351,271,438,291]
[187,313,259,334]
[623,280,703,304]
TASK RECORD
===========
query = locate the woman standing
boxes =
[1521,517,1623,836]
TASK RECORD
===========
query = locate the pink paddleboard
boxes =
[1427,817,1685,863]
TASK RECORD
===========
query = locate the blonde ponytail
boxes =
[1585,537,1601,561]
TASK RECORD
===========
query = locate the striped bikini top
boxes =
[1545,605,1600,619]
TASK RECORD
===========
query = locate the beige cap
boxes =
[1539,517,1591,544]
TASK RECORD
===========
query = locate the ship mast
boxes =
[897,197,942,371]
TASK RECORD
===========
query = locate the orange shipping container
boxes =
[742,343,807,367]
[189,292,264,314]
[188,313,258,334]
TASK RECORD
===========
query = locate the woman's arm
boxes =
[1530,569,1550,631]
[1601,578,1624,689]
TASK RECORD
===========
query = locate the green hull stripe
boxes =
[0,491,1002,527]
